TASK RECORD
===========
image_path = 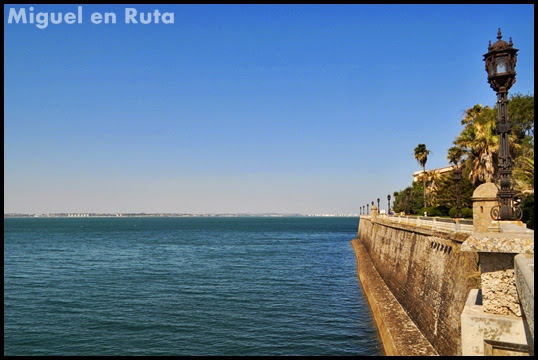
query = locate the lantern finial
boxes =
[497,28,502,40]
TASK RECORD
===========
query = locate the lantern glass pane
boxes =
[496,58,507,74]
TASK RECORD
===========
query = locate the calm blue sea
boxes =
[4,216,382,356]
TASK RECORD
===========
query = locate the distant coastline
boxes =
[4,213,360,218]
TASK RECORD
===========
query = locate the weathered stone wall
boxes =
[358,217,480,356]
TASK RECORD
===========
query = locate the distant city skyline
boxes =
[4,4,534,214]
[4,212,360,217]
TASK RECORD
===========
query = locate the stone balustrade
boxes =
[357,183,534,356]
[361,213,474,234]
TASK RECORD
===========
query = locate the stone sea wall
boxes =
[357,217,481,356]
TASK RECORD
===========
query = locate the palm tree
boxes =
[447,145,464,167]
[460,104,483,126]
[454,106,498,185]
[414,143,430,208]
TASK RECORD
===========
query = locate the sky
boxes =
[4,4,535,215]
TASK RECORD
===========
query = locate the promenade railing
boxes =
[362,213,474,234]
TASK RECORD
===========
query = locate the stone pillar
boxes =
[460,231,534,355]
[468,181,533,315]
[371,205,378,222]
[471,182,499,233]
[462,233,533,316]
[454,218,461,232]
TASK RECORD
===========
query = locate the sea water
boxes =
[4,216,382,356]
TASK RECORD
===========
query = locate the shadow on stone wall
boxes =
[357,217,480,356]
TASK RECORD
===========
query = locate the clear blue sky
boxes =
[4,4,535,214]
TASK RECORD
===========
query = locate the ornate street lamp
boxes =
[366,204,369,215]
[453,166,463,218]
[483,28,522,221]
[406,187,411,215]
[377,198,380,213]
[387,194,391,215]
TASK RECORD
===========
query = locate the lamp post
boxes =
[387,194,391,215]
[366,204,369,215]
[377,198,380,213]
[483,28,522,221]
[453,166,462,218]
[406,187,411,215]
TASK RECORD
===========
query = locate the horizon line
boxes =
[4,212,360,217]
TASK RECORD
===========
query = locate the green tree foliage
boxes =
[451,94,533,188]
[509,94,534,228]
[428,169,474,210]
[392,182,426,215]
[508,93,534,141]
[448,206,473,219]
[521,195,534,230]
[391,94,533,226]
[514,156,534,195]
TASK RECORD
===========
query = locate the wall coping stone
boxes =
[499,221,533,233]
[461,232,534,254]
[362,215,470,243]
